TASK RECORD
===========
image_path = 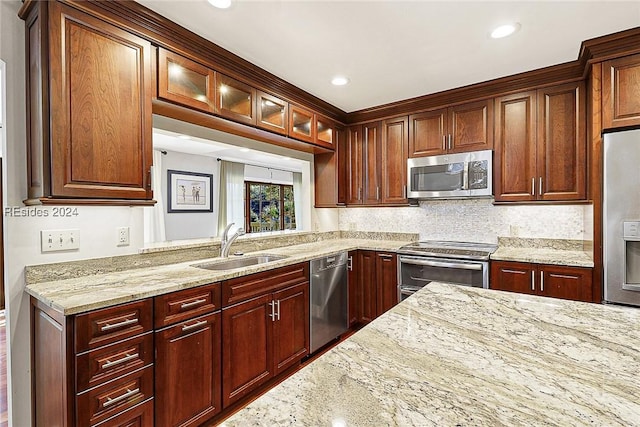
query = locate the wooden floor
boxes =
[0,311,7,426]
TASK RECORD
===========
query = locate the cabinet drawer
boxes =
[222,263,309,306]
[154,283,221,328]
[75,300,153,353]
[94,399,153,427]
[76,332,153,393]
[77,366,154,426]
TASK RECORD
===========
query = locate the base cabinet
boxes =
[221,263,309,407]
[490,261,593,302]
[154,312,221,427]
[350,251,399,325]
[31,298,155,427]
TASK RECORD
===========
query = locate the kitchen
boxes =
[1,0,640,426]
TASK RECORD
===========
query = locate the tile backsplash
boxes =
[338,199,591,243]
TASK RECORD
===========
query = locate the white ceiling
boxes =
[137,0,640,113]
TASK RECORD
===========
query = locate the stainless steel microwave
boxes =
[407,150,493,199]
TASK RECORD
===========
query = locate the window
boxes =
[245,182,296,233]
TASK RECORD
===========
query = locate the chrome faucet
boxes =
[220,223,245,257]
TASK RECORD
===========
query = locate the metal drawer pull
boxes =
[268,301,275,321]
[275,300,281,321]
[347,256,353,271]
[540,271,544,292]
[103,387,140,408]
[181,320,208,332]
[531,271,535,291]
[531,177,535,196]
[539,177,543,196]
[101,352,139,369]
[100,318,138,332]
[442,135,446,150]
[180,298,207,309]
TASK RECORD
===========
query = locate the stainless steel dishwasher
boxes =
[310,252,348,354]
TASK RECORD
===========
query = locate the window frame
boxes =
[244,181,295,233]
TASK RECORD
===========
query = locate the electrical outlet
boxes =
[117,226,130,246]
[41,229,80,252]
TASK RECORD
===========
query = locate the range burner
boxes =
[398,241,498,261]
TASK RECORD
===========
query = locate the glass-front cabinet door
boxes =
[316,115,335,149]
[158,48,215,113]
[288,104,315,143]
[216,74,256,125]
[257,91,288,135]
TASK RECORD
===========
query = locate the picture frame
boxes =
[167,169,214,213]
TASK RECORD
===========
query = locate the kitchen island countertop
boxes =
[222,283,640,426]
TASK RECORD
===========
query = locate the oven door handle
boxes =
[401,258,483,271]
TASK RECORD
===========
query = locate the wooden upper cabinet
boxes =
[381,116,408,204]
[347,125,364,205]
[362,122,382,205]
[409,109,447,157]
[26,1,153,201]
[316,115,335,149]
[158,48,215,113]
[602,53,640,129]
[346,120,406,206]
[288,104,315,143]
[216,74,256,126]
[409,99,492,157]
[537,81,586,201]
[257,91,288,135]
[494,83,586,203]
[494,91,538,202]
[313,128,346,207]
[448,99,493,153]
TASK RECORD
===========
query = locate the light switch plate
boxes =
[41,229,80,252]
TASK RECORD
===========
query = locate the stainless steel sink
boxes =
[194,255,287,271]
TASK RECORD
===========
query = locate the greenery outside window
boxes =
[245,182,296,233]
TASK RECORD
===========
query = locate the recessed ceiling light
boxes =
[207,0,232,9]
[331,76,350,86]
[178,135,191,140]
[491,23,520,39]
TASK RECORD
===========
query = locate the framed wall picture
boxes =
[167,169,214,213]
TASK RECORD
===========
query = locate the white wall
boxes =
[338,199,590,243]
[1,2,144,425]
[161,150,219,241]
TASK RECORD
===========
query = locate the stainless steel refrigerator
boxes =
[604,127,640,307]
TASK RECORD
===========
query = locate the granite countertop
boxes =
[25,238,411,315]
[491,237,594,268]
[222,283,640,426]
[491,247,594,267]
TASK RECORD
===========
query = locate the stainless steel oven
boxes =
[397,241,497,300]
